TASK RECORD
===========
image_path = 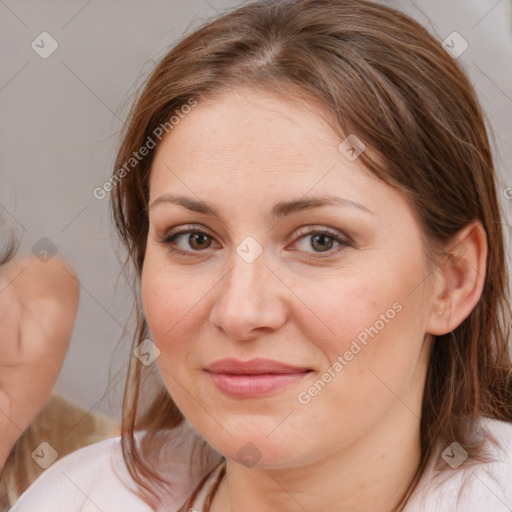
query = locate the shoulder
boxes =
[10,436,153,511]
[405,418,512,512]
[10,424,222,512]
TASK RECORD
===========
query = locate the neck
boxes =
[210,397,423,512]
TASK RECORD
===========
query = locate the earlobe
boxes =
[426,220,488,336]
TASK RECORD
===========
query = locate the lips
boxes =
[205,358,311,375]
[205,358,312,398]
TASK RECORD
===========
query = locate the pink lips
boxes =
[205,358,312,398]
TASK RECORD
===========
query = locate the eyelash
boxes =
[159,224,351,258]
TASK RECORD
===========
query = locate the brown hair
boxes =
[110,0,512,508]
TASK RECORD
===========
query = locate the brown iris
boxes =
[310,233,334,252]
[189,232,211,250]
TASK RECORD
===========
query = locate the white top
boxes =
[10,418,512,511]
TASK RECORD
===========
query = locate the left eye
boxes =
[292,231,349,254]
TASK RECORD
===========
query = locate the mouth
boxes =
[205,358,313,398]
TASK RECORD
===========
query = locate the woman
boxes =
[11,0,512,510]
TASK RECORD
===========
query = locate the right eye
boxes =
[160,226,220,255]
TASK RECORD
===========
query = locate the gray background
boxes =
[1,0,511,423]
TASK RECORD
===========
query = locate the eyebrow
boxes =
[149,194,373,218]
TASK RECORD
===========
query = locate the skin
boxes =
[0,256,79,470]
[141,87,487,512]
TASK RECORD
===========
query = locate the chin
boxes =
[202,429,305,469]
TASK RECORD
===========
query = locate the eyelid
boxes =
[161,224,215,242]
[293,225,350,243]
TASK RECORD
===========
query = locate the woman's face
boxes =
[142,87,436,468]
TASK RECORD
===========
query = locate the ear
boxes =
[426,220,488,336]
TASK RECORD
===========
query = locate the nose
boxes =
[209,251,288,341]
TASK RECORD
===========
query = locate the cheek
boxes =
[141,268,204,409]
[293,261,429,399]
[288,277,426,446]
[141,274,187,342]
[142,249,202,337]
[293,271,404,355]
[140,255,216,383]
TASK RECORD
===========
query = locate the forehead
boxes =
[159,89,334,156]
[149,86,379,195]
